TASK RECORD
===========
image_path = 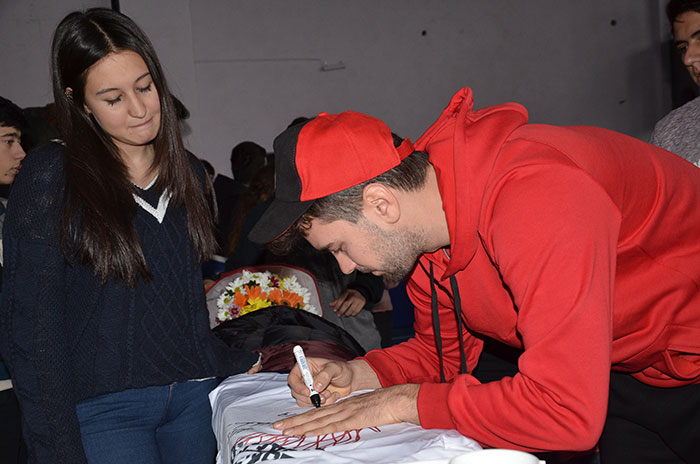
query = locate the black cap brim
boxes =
[248,197,315,244]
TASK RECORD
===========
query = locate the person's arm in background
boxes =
[331,272,384,317]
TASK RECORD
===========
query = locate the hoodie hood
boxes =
[414,88,529,277]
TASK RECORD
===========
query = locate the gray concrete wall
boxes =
[1,1,672,177]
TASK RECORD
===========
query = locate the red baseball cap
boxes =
[248,111,414,244]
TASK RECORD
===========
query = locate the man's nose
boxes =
[334,253,357,274]
[683,43,700,68]
[14,143,26,160]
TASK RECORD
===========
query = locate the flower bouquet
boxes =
[207,265,322,328]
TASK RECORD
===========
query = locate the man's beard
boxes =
[358,219,425,288]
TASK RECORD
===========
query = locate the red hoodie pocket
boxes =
[662,349,700,380]
[654,325,700,381]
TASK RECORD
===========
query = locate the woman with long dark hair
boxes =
[0,8,259,463]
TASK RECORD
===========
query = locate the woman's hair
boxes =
[52,8,216,285]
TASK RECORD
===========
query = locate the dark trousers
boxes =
[598,372,700,463]
[472,339,700,463]
[0,388,27,463]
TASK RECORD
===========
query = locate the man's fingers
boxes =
[288,359,351,407]
[274,400,355,435]
[312,361,342,391]
[276,384,420,437]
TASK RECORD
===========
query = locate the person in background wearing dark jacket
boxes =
[0,9,259,464]
[214,140,268,254]
[0,95,28,464]
[249,89,700,463]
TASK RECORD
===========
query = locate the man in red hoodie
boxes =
[250,88,700,462]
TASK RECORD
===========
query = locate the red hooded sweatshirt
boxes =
[362,88,700,452]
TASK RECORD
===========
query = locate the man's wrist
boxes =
[348,359,381,391]
[393,383,421,425]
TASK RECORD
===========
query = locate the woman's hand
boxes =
[246,354,262,374]
[330,289,366,317]
[203,279,216,293]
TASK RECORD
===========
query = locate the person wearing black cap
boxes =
[250,87,700,462]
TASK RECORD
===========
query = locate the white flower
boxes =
[216,289,235,311]
[281,275,300,292]
[217,308,230,321]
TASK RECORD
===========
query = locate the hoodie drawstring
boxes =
[450,275,468,375]
[430,261,468,383]
[429,262,446,383]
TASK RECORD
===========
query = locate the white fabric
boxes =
[210,373,481,464]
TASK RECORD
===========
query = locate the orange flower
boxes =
[267,288,283,305]
[280,289,304,309]
[246,284,267,301]
[233,289,248,307]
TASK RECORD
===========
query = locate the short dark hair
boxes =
[230,141,267,185]
[667,0,700,27]
[199,158,215,177]
[0,96,28,133]
[269,145,430,256]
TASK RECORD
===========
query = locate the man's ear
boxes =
[362,183,400,225]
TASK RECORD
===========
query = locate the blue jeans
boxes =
[76,379,219,464]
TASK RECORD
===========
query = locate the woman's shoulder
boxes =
[185,150,207,185]
[186,150,204,173]
[21,141,66,180]
[10,142,66,210]
[4,142,66,240]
